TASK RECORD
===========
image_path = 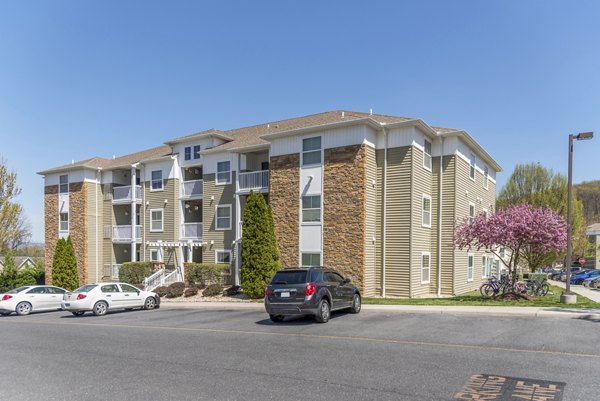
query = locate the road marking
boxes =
[6,319,600,360]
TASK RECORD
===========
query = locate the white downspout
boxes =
[234,153,242,286]
[96,168,101,283]
[141,163,146,261]
[437,137,444,297]
[381,126,388,297]
[130,164,138,261]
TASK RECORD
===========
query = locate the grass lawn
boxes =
[363,286,600,308]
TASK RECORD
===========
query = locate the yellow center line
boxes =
[7,319,600,360]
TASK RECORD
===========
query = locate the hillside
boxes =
[575,180,600,225]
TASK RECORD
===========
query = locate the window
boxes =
[216,250,231,264]
[422,194,432,228]
[150,209,163,232]
[59,175,69,194]
[150,249,159,262]
[483,166,489,189]
[216,161,231,185]
[302,136,321,166]
[59,212,69,232]
[469,154,476,180]
[423,139,432,170]
[261,161,269,171]
[467,253,474,281]
[184,147,191,161]
[216,205,231,230]
[301,253,321,267]
[120,284,139,293]
[302,195,321,222]
[325,271,344,283]
[499,247,506,258]
[468,202,475,224]
[482,255,488,278]
[151,170,163,191]
[421,252,431,284]
[193,145,201,159]
[101,284,120,293]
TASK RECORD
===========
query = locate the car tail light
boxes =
[1,295,12,301]
[265,287,269,297]
[76,294,87,300]
[305,283,316,297]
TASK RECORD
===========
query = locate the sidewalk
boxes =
[548,279,600,303]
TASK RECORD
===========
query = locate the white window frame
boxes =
[481,255,488,279]
[59,212,69,232]
[215,250,232,264]
[216,161,231,185]
[422,194,432,228]
[150,249,160,262]
[215,204,232,230]
[184,147,191,161]
[468,202,475,224]
[301,136,322,167]
[301,252,321,267]
[301,195,321,223]
[59,174,69,194]
[467,253,474,282]
[421,252,431,284]
[423,139,432,171]
[469,153,476,181]
[483,166,489,189]
[150,209,164,232]
[193,145,201,159]
[151,170,163,191]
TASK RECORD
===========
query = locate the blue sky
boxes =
[1,1,599,243]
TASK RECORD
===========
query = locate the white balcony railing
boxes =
[112,225,142,242]
[181,222,203,239]
[181,180,203,198]
[238,170,269,191]
[113,185,141,202]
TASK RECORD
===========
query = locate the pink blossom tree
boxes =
[454,204,567,278]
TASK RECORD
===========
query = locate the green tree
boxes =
[497,163,587,270]
[0,251,19,291]
[51,237,79,290]
[240,191,281,298]
[0,158,31,254]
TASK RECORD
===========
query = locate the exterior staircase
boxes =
[143,266,185,291]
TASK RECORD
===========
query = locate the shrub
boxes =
[119,262,152,284]
[0,251,18,292]
[52,236,80,291]
[202,284,223,297]
[166,281,185,298]
[184,286,199,297]
[224,285,241,296]
[154,286,169,297]
[185,264,229,287]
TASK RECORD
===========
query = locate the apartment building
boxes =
[39,110,501,297]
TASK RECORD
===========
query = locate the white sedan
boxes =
[61,282,160,316]
[0,285,68,316]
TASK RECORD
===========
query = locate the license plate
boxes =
[280,292,290,298]
[65,303,70,307]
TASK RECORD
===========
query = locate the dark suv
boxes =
[264,267,361,323]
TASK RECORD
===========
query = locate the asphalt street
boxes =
[1,307,599,401]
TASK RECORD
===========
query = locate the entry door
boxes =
[119,284,144,308]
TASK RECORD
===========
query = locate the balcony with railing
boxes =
[181,179,203,198]
[238,170,269,192]
[112,225,142,242]
[181,222,203,240]
[113,185,142,203]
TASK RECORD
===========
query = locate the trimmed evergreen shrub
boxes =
[0,251,19,292]
[166,281,185,298]
[184,286,199,297]
[185,263,229,287]
[202,284,222,297]
[240,191,281,298]
[14,267,43,288]
[154,286,169,297]
[119,262,152,284]
[52,236,79,291]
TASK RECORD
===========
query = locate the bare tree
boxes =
[0,158,31,254]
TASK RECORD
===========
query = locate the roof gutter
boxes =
[440,130,503,172]
[260,118,382,141]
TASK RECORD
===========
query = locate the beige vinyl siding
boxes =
[202,173,236,264]
[364,145,378,297]
[102,183,113,279]
[383,146,412,297]
[86,181,102,283]
[374,150,384,295]
[144,178,179,266]
[439,155,456,295]
[410,146,433,297]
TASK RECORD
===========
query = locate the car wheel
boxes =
[16,302,32,316]
[71,311,85,317]
[350,294,361,314]
[269,314,285,323]
[315,299,330,323]
[143,296,156,310]
[92,301,108,316]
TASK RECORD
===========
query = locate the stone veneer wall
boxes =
[270,153,300,267]
[44,185,58,284]
[323,144,367,291]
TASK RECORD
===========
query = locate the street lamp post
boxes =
[561,131,593,304]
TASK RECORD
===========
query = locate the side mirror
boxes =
[342,278,351,284]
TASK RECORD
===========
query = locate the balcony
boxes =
[181,179,203,199]
[112,225,142,242]
[181,222,203,240]
[238,170,269,192]
[113,185,141,203]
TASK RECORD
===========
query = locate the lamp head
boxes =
[576,132,593,140]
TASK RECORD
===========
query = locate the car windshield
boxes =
[271,271,308,285]
[7,286,31,294]
[73,284,98,293]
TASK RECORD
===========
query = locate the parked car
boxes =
[556,266,585,282]
[584,276,600,289]
[570,269,600,285]
[61,282,160,316]
[264,267,361,323]
[0,285,67,316]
